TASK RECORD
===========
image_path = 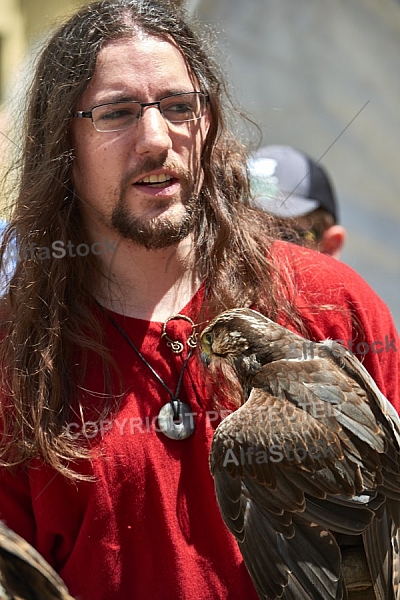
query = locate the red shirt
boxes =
[0,242,399,600]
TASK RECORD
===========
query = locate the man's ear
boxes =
[319,225,346,259]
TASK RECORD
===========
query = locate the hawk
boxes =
[200,308,400,600]
[0,521,75,600]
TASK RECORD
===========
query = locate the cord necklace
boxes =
[108,312,197,440]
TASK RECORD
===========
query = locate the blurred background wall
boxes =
[1,0,399,328]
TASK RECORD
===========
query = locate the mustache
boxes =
[120,157,193,192]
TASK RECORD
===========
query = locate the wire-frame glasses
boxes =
[73,91,209,132]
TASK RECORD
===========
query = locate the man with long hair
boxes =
[0,1,398,599]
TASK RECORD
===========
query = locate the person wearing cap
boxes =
[249,145,346,258]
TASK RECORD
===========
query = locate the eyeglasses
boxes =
[73,91,209,132]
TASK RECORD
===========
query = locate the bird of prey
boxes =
[200,308,400,600]
[0,521,75,600]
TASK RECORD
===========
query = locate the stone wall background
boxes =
[193,0,400,329]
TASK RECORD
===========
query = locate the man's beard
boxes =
[111,158,201,250]
[111,194,200,250]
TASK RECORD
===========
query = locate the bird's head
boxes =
[199,309,258,405]
[201,310,252,366]
[200,307,294,381]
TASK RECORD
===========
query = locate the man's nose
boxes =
[133,105,173,155]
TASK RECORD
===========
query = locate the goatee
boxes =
[111,194,200,250]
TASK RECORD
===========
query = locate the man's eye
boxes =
[99,108,136,121]
[163,102,194,116]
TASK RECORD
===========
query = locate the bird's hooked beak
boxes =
[201,351,211,367]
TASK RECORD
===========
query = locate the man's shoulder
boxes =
[272,239,349,273]
[270,239,397,354]
[271,240,375,299]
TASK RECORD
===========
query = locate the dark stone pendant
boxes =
[158,400,195,440]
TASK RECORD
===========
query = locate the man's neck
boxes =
[94,233,202,321]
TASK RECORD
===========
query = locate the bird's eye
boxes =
[203,332,213,346]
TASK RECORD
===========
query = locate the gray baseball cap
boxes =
[248,145,338,222]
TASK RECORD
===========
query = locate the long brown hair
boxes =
[0,0,295,478]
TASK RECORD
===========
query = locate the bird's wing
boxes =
[251,352,400,496]
[252,354,382,441]
[322,340,400,452]
[322,341,400,600]
[210,388,368,600]
[0,521,74,600]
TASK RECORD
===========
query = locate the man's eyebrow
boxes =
[90,88,198,107]
[90,94,138,107]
